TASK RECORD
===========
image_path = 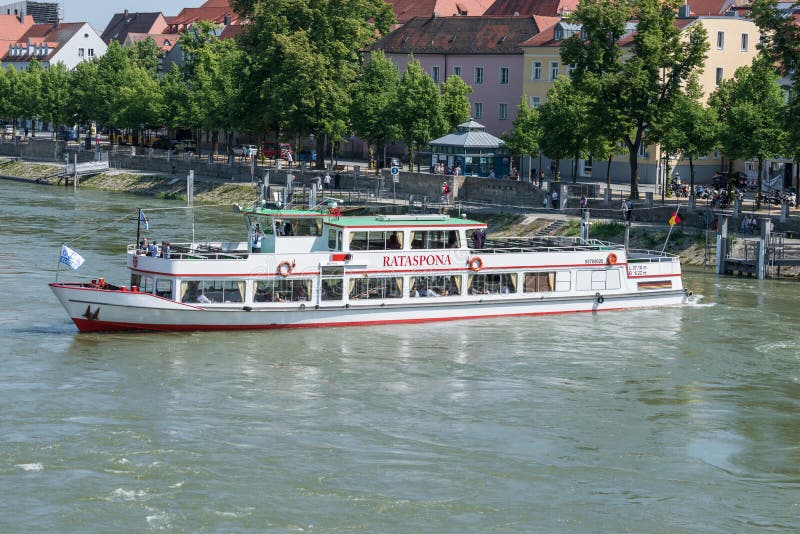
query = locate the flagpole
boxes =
[55,242,64,282]
[136,208,142,247]
[661,203,681,254]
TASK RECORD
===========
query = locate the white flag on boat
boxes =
[59,244,85,270]
[139,210,149,230]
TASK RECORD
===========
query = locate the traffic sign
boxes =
[390,166,399,175]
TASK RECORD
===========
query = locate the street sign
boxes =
[390,166,399,175]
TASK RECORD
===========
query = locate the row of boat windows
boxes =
[337,230,462,251]
[132,269,621,303]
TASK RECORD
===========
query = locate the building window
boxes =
[499,66,509,84]
[715,67,724,85]
[638,143,648,158]
[741,33,749,51]
[453,65,461,77]
[474,66,484,84]
[532,61,541,80]
[431,65,440,83]
[567,63,576,77]
[529,96,541,108]
[474,102,483,119]
[549,61,559,80]
[713,149,721,159]
[716,31,724,50]
[499,103,508,120]
[78,48,84,57]
[88,49,94,58]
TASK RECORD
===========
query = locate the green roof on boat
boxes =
[243,208,484,227]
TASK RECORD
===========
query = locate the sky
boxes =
[61,0,207,32]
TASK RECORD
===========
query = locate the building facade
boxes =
[2,21,107,70]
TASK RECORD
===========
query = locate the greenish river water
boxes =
[1,182,799,532]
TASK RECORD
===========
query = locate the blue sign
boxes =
[390,166,399,175]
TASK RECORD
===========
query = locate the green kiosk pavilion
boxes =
[428,119,510,178]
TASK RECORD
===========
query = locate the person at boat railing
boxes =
[147,240,158,257]
[138,237,149,255]
[252,224,263,253]
[161,240,171,259]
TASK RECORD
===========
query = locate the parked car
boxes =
[170,139,197,154]
[297,148,316,162]
[57,129,78,141]
[238,144,258,158]
[385,157,401,169]
[262,142,292,160]
[4,124,13,136]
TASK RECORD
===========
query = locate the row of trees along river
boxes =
[0,0,799,199]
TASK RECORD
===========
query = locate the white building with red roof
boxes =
[2,21,106,69]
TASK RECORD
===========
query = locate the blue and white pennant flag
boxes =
[139,210,149,230]
[59,244,85,270]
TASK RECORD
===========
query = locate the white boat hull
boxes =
[50,283,689,332]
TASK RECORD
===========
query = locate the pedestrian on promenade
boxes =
[551,190,559,209]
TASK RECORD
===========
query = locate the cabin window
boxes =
[156,279,173,298]
[328,229,337,250]
[410,275,461,296]
[181,280,244,303]
[576,269,620,291]
[130,274,153,293]
[275,218,322,237]
[349,231,403,251]
[349,276,403,299]
[320,278,343,301]
[523,271,570,292]
[410,230,459,249]
[253,279,312,302]
[468,273,516,295]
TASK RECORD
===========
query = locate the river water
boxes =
[1,182,799,532]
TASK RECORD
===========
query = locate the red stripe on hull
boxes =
[71,306,632,333]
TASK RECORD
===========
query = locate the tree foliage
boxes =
[538,77,591,181]
[350,50,400,166]
[439,74,472,131]
[503,97,541,159]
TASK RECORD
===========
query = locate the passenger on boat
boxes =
[252,224,263,253]
[147,241,158,257]
[160,241,171,259]
[138,237,148,254]
[197,293,211,303]
[388,233,401,250]
[275,221,284,236]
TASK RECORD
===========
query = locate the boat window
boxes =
[278,218,322,237]
[320,278,343,301]
[130,274,153,293]
[349,276,403,299]
[409,275,461,297]
[181,280,244,303]
[468,273,516,295]
[410,230,458,249]
[253,279,312,302]
[576,269,620,291]
[156,278,173,299]
[349,231,403,251]
[328,229,338,250]
[523,271,569,293]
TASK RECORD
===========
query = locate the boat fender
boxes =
[607,253,618,265]
[468,257,483,272]
[243,306,252,312]
[596,292,604,304]
[299,303,305,310]
[277,260,293,277]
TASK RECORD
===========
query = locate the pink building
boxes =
[370,15,543,137]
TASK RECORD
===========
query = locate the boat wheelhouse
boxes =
[50,206,689,332]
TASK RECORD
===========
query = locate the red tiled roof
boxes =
[1,22,87,62]
[688,0,732,16]
[126,32,176,51]
[389,0,490,23]
[371,15,541,54]
[0,14,35,43]
[219,24,244,40]
[166,7,240,29]
[484,0,578,17]
[521,16,697,47]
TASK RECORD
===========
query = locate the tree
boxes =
[350,50,400,168]
[659,75,718,193]
[67,59,99,128]
[538,77,591,182]
[561,0,709,198]
[232,0,395,168]
[393,59,446,172]
[439,74,472,131]
[503,97,541,182]
[126,37,162,76]
[159,64,190,136]
[41,62,72,133]
[710,58,787,207]
[19,59,45,135]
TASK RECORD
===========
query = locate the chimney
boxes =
[124,9,128,18]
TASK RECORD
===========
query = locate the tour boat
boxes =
[50,205,689,332]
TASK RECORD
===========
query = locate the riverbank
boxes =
[1,160,787,276]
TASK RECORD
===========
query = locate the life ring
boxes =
[468,257,483,272]
[607,253,618,265]
[277,260,293,277]
[596,292,605,304]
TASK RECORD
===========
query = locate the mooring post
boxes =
[758,217,771,279]
[624,221,630,252]
[187,170,194,207]
[580,209,590,243]
[715,215,729,275]
[780,201,788,223]
[732,198,741,218]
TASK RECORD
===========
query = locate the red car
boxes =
[262,142,292,160]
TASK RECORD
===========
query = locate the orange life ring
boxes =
[277,260,293,277]
[607,253,618,265]
[468,257,483,272]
